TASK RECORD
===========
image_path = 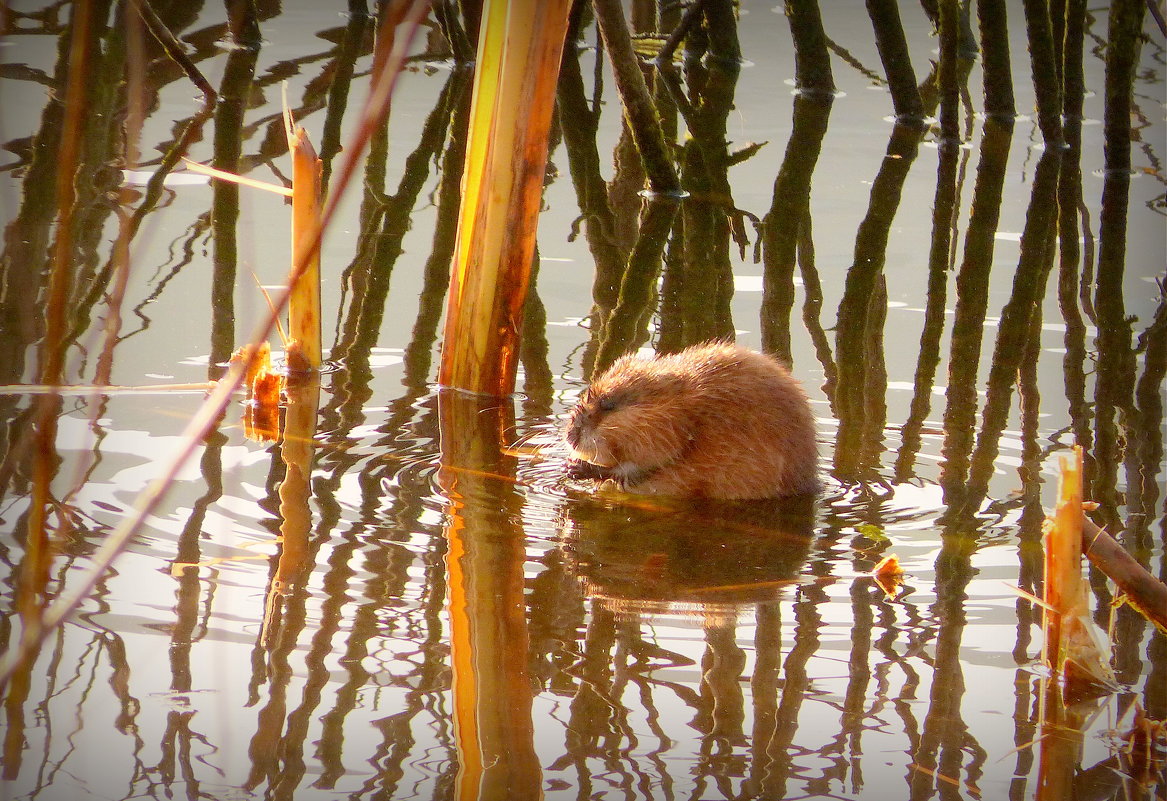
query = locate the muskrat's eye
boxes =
[598,396,618,412]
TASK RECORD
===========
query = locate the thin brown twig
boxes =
[655,0,705,63]
[128,0,218,102]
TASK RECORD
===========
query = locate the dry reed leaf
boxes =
[180,157,293,196]
[908,763,981,798]
[0,382,214,395]
[1008,583,1057,613]
[169,553,272,576]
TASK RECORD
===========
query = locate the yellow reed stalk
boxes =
[439,0,573,395]
[284,97,324,371]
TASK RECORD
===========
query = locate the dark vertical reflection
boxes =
[977,0,1016,118]
[743,601,781,798]
[866,0,925,120]
[657,57,742,349]
[319,4,372,189]
[1021,0,1065,145]
[784,0,835,95]
[939,117,1013,504]
[556,31,630,378]
[592,196,680,372]
[696,618,747,795]
[520,250,556,415]
[936,0,961,142]
[762,579,826,798]
[157,431,223,797]
[1093,0,1151,694]
[1058,104,1093,474]
[328,68,463,404]
[963,149,1062,513]
[908,523,980,801]
[894,135,960,480]
[209,3,262,375]
[834,122,924,481]
[1092,0,1146,541]
[760,93,833,365]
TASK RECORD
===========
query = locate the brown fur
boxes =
[565,342,818,499]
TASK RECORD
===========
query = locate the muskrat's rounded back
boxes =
[565,342,818,499]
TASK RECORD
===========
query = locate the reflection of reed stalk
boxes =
[939,118,1013,503]
[977,0,1015,118]
[785,0,835,95]
[1022,0,1065,145]
[210,37,259,373]
[895,141,960,480]
[592,0,680,194]
[937,0,960,143]
[437,391,541,798]
[1092,0,1146,538]
[761,94,833,364]
[20,0,98,627]
[866,0,924,121]
[964,150,1062,511]
[834,123,923,478]
[593,197,680,372]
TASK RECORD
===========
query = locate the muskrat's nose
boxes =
[565,414,587,447]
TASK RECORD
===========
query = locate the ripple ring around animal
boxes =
[564,342,819,500]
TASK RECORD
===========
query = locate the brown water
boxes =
[1,3,1164,801]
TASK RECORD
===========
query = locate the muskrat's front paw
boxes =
[566,459,611,481]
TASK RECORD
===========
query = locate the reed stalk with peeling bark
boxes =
[439,0,573,396]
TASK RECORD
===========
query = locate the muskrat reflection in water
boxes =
[565,342,818,499]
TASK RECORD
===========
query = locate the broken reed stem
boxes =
[1042,446,1084,670]
[0,0,433,689]
[285,111,324,370]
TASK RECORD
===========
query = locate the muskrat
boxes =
[564,342,819,499]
